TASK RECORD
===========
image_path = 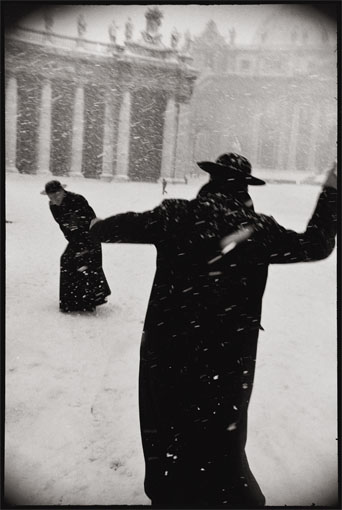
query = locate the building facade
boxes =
[189,6,337,176]
[5,7,197,182]
[5,5,337,182]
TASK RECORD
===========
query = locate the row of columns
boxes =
[250,102,326,171]
[5,76,17,172]
[192,74,335,173]
[5,75,188,181]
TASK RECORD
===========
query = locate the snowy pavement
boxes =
[5,172,337,506]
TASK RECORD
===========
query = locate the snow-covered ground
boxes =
[5,171,337,506]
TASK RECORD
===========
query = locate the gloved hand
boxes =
[324,161,337,190]
[90,217,102,229]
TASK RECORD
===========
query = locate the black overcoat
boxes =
[50,191,111,312]
[90,184,336,506]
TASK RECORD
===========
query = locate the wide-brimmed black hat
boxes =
[40,180,67,195]
[197,153,266,186]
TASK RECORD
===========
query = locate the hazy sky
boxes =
[19,4,283,46]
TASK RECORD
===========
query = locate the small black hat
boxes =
[197,153,266,186]
[40,180,67,195]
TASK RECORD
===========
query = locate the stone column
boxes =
[287,104,300,171]
[160,94,177,180]
[276,101,288,170]
[174,101,191,181]
[251,111,261,166]
[70,84,85,177]
[101,90,116,181]
[5,75,18,172]
[115,89,131,181]
[37,80,52,175]
[306,106,321,173]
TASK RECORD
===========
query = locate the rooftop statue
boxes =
[125,17,133,42]
[141,6,163,45]
[43,10,54,33]
[171,27,180,49]
[108,19,118,44]
[229,26,236,46]
[77,14,87,38]
[183,30,192,54]
[43,10,54,41]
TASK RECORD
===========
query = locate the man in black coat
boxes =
[42,180,111,313]
[90,154,337,507]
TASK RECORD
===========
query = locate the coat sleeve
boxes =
[263,186,337,264]
[50,195,96,244]
[89,205,168,245]
[68,195,96,237]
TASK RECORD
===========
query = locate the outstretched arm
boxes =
[89,207,165,245]
[89,198,192,245]
[265,162,337,264]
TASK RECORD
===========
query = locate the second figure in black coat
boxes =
[42,180,111,313]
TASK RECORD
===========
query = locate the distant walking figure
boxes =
[41,180,111,313]
[90,155,337,507]
[162,178,168,195]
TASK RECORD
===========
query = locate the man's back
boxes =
[144,193,270,334]
[89,172,336,507]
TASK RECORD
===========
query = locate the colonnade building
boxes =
[189,6,337,176]
[5,7,197,182]
[5,5,337,182]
